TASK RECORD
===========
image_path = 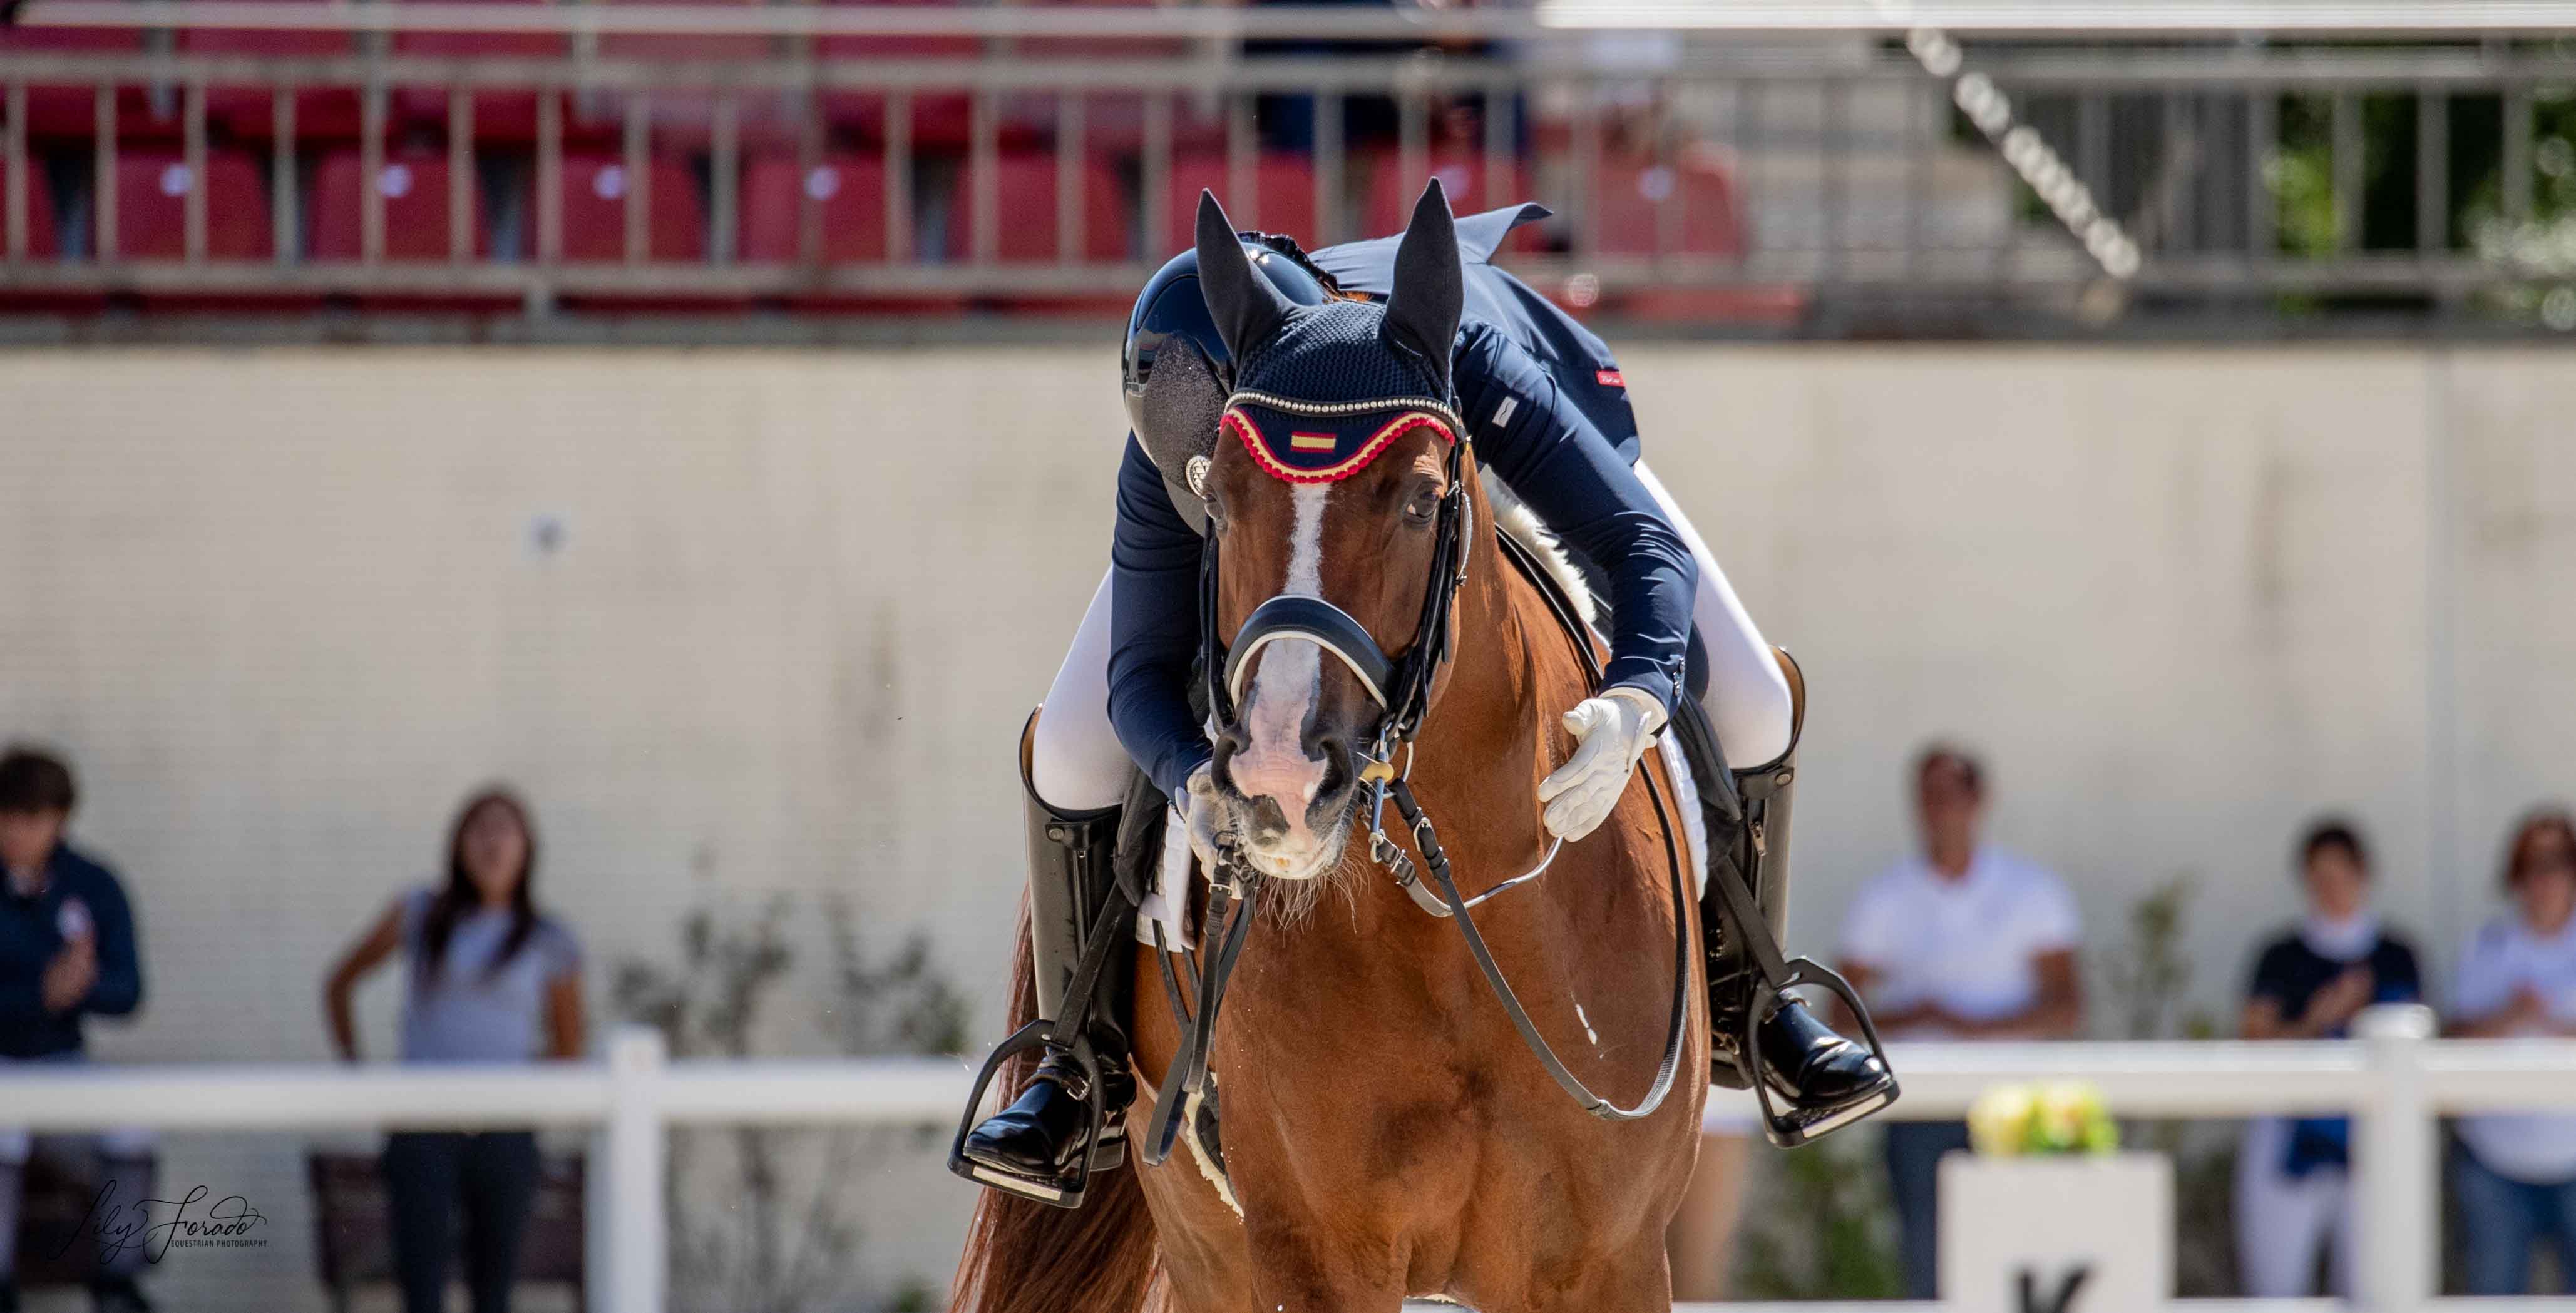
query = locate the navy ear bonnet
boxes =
[1197,181,1470,485]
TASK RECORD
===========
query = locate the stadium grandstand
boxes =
[1,0,2575,337]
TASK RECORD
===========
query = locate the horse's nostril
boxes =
[1315,748,1349,800]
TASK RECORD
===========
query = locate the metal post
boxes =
[536,86,562,266]
[2245,88,2275,263]
[1057,90,1083,266]
[183,79,206,263]
[1226,90,1255,230]
[2331,91,2361,255]
[710,94,737,265]
[623,91,648,265]
[886,90,912,264]
[1141,90,1171,257]
[361,82,386,264]
[1315,89,1342,246]
[272,87,297,265]
[2354,1004,2436,1313]
[970,88,997,265]
[1483,77,1513,215]
[2417,87,2448,255]
[592,1026,666,1313]
[1397,85,1426,203]
[796,88,821,265]
[92,83,115,263]
[449,86,473,265]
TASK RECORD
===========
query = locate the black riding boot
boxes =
[954,713,1139,1207]
[1675,651,1898,1147]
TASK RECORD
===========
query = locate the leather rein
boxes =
[1142,420,1695,1165]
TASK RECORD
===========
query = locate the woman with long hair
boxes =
[323,787,585,1313]
[2447,807,2576,1295]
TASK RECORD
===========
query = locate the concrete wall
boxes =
[1,344,2569,1307]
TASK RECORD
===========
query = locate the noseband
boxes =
[1200,400,1473,743]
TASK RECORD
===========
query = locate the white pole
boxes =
[594,1026,669,1313]
[2355,1004,2438,1313]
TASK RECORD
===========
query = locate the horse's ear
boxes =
[1383,177,1463,398]
[1194,190,1295,362]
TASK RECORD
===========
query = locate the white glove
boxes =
[1536,687,1668,842]
[1181,760,1235,872]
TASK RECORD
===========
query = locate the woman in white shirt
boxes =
[2446,808,2576,1295]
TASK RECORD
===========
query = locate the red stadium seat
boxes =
[180,0,365,140]
[309,151,491,260]
[738,154,893,264]
[951,152,1127,263]
[1593,149,1747,260]
[0,24,155,141]
[1165,153,1317,253]
[2,160,60,258]
[817,0,980,146]
[100,151,272,260]
[555,155,706,262]
[392,0,571,142]
[1366,153,1539,249]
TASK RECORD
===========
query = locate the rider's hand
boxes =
[1182,760,1234,873]
[1537,687,1666,842]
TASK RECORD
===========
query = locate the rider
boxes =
[959,196,1895,1206]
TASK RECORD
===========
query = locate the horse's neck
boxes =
[1403,509,1566,835]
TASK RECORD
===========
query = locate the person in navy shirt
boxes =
[0,746,153,1313]
[958,191,1895,1203]
[2233,818,2421,1300]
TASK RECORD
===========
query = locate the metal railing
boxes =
[3,1006,2575,1311]
[1,6,2575,325]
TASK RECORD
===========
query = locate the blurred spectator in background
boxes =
[323,787,584,1313]
[1839,744,2083,1301]
[2234,817,2422,1299]
[2445,807,2576,1296]
[0,745,152,1313]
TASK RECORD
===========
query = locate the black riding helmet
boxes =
[1122,236,1334,530]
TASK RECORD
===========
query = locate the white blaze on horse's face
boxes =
[1224,483,1342,880]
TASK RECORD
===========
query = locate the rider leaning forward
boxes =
[958,195,1897,1207]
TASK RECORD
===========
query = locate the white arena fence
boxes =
[4,1005,2574,1313]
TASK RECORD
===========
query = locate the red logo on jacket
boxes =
[1596,369,1625,387]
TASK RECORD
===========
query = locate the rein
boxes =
[1143,425,1693,1163]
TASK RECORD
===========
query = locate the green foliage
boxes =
[615,894,967,1313]
[2095,871,2239,1295]
[1732,1133,1907,1301]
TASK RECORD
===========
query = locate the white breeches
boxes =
[2234,1116,2357,1298]
[1027,459,1797,813]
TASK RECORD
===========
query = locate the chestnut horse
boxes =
[955,182,1706,1313]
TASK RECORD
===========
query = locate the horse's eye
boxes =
[1402,488,1441,526]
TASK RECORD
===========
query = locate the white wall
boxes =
[1,344,2568,1307]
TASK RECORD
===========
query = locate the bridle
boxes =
[1141,391,1696,1167]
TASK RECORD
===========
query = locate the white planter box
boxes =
[1938,1152,2173,1313]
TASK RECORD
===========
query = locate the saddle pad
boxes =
[1134,804,1197,952]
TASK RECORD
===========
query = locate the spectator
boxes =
[1839,744,2083,1301]
[2445,807,2576,1295]
[323,787,584,1313]
[2234,817,2422,1299]
[0,745,152,1313]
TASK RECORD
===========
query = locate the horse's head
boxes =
[1191,181,1469,882]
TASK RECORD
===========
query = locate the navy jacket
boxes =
[1108,205,1698,797]
[0,842,145,1059]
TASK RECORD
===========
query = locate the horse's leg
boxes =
[1126,949,1262,1313]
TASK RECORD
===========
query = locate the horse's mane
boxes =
[1480,474,1598,628]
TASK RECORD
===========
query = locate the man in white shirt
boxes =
[1839,745,2085,1300]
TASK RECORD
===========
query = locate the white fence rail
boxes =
[6,1006,2575,1312]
